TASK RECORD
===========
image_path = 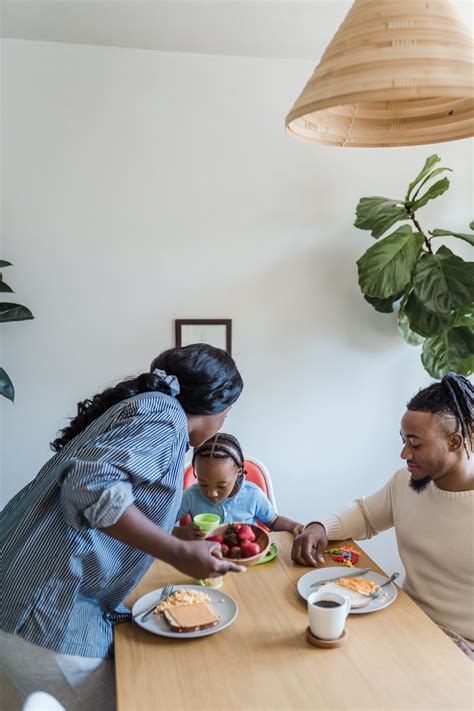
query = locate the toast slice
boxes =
[163,603,220,632]
[318,581,371,609]
[338,576,380,595]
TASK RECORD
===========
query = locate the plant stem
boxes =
[407,208,432,253]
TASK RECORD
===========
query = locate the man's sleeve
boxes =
[317,476,395,541]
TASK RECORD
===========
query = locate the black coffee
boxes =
[312,600,341,609]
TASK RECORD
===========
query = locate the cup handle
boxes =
[343,596,351,617]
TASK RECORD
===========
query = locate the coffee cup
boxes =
[307,590,351,640]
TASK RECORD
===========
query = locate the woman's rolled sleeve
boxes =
[59,458,136,529]
[58,406,181,530]
[82,481,135,528]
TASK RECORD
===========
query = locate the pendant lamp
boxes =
[285,0,474,147]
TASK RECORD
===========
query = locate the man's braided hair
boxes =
[407,372,473,456]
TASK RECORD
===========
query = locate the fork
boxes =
[134,583,174,623]
[369,572,399,598]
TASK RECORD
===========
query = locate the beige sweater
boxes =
[318,467,474,641]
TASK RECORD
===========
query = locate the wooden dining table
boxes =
[115,532,473,710]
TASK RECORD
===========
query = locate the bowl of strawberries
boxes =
[206,523,271,567]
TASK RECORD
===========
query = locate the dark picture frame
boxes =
[175,319,232,356]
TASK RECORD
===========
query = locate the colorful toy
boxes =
[325,546,361,567]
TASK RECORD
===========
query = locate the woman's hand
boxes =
[101,504,244,577]
[175,540,246,579]
[291,523,327,567]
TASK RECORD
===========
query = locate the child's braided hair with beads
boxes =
[192,433,246,474]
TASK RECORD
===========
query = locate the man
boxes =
[292,373,473,657]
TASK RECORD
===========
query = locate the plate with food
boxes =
[297,566,398,614]
[132,585,238,638]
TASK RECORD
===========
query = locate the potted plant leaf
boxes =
[355,155,473,379]
[0,261,34,401]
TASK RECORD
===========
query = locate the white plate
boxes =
[132,584,238,638]
[297,566,398,614]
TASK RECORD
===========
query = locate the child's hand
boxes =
[292,523,305,537]
[177,524,207,541]
[190,524,207,540]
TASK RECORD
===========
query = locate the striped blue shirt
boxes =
[1,392,189,658]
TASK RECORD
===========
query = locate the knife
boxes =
[310,567,371,588]
[133,584,174,623]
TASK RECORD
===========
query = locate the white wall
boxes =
[1,38,472,575]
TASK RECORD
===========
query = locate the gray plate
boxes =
[297,566,398,614]
[132,584,238,638]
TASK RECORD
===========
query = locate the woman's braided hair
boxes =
[407,372,473,456]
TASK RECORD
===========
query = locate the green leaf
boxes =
[354,197,408,239]
[470,221,474,230]
[0,260,12,268]
[453,309,474,328]
[410,167,452,203]
[406,154,441,201]
[0,367,15,401]
[357,226,424,298]
[404,291,453,337]
[364,291,404,313]
[412,177,450,211]
[429,229,474,247]
[0,279,14,293]
[0,303,34,322]
[422,327,474,379]
[413,246,474,314]
[398,308,424,346]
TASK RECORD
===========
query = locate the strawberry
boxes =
[221,544,230,557]
[224,532,239,547]
[230,546,242,559]
[237,524,256,542]
[240,541,261,558]
[207,535,224,544]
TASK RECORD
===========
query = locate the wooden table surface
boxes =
[115,533,473,710]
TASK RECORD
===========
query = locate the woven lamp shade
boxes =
[285,0,474,147]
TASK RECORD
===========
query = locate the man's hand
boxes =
[175,540,246,579]
[291,523,328,567]
[292,524,305,537]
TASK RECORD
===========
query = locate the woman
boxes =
[1,344,244,709]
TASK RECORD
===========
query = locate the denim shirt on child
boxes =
[176,477,276,524]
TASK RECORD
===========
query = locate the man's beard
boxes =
[409,474,432,493]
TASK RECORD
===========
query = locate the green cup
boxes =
[197,576,224,590]
[193,514,222,588]
[193,513,221,533]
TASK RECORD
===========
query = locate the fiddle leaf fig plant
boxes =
[0,261,34,401]
[355,155,474,379]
